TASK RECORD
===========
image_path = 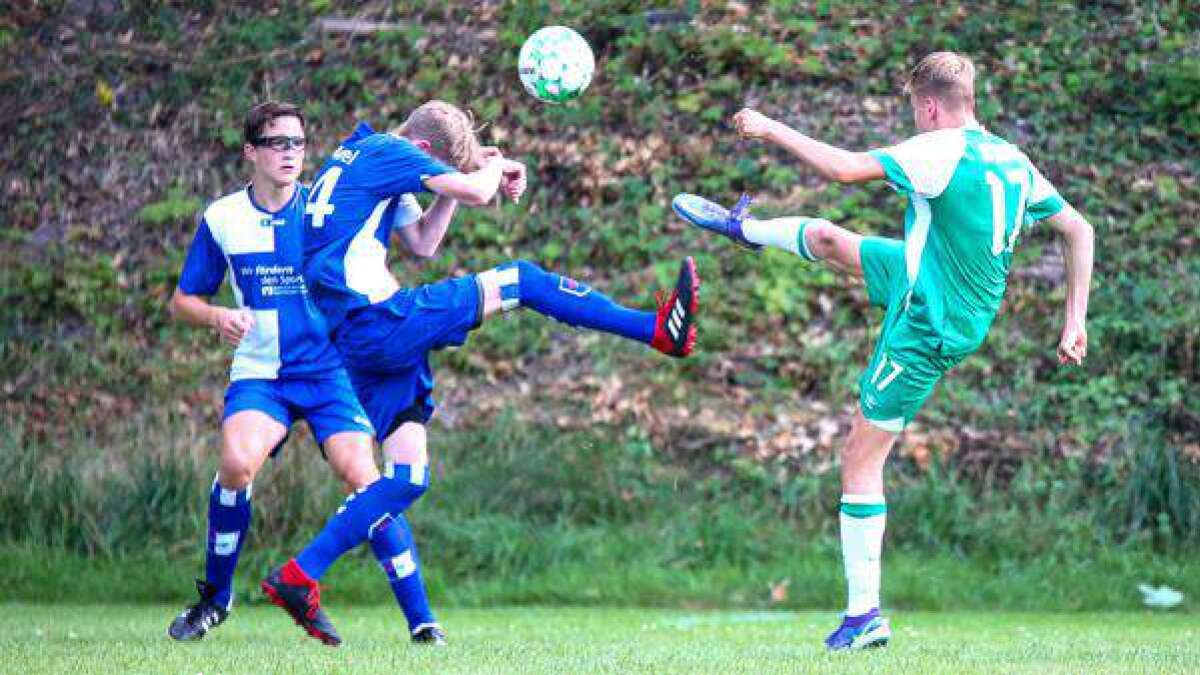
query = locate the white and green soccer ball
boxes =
[518,26,594,104]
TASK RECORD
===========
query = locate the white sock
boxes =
[741,217,823,261]
[839,493,886,616]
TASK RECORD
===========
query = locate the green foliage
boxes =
[2,417,1198,608]
[138,189,202,227]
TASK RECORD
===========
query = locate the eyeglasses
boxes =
[253,135,306,151]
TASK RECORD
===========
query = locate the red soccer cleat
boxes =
[261,559,342,646]
[651,256,700,358]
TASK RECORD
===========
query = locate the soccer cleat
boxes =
[672,192,761,250]
[167,579,229,641]
[824,609,891,651]
[261,559,342,646]
[650,256,700,358]
[411,623,448,646]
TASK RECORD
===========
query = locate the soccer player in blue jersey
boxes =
[673,53,1095,650]
[260,100,701,645]
[166,101,379,644]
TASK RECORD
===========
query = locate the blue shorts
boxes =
[334,276,482,439]
[222,369,374,450]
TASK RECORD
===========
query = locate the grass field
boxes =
[3,604,1196,674]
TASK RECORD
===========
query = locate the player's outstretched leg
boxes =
[478,257,700,358]
[672,193,762,250]
[675,193,862,271]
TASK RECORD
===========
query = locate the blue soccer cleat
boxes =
[672,192,761,250]
[824,609,891,651]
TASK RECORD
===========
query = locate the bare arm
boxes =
[423,156,507,206]
[169,289,254,347]
[394,194,460,259]
[733,108,884,184]
[398,146,527,258]
[1043,205,1094,365]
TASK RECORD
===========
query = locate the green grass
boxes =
[6,542,1200,614]
[3,604,1197,674]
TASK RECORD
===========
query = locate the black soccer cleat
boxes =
[411,623,447,646]
[261,559,343,646]
[650,256,701,358]
[167,579,229,641]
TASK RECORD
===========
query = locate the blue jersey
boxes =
[302,122,455,332]
[178,185,342,381]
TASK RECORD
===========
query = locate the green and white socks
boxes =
[741,217,825,262]
[839,494,887,616]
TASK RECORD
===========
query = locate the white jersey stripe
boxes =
[904,195,932,288]
[344,198,400,304]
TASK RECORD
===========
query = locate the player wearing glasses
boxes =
[165,101,379,644]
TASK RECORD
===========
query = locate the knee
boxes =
[217,452,257,491]
[806,219,838,257]
[333,453,380,491]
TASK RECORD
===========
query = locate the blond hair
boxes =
[393,100,482,171]
[904,51,975,111]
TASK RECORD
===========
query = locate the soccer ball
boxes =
[517,26,594,104]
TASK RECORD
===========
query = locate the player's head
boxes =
[243,101,306,187]
[903,51,976,131]
[393,100,483,172]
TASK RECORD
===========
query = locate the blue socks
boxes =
[370,514,436,632]
[204,477,252,610]
[497,260,654,344]
[295,463,429,580]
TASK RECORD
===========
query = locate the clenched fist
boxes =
[732,108,776,140]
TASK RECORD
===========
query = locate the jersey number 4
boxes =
[306,167,343,228]
[986,168,1029,256]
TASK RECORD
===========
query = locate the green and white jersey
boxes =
[868,122,1067,356]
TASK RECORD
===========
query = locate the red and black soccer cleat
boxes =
[261,559,342,646]
[651,256,700,358]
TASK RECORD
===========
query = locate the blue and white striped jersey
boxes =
[301,122,455,332]
[178,185,342,381]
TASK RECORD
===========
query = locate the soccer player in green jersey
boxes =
[673,51,1095,650]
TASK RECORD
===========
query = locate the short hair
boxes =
[394,100,482,172]
[903,52,975,110]
[243,101,305,145]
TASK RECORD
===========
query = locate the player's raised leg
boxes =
[825,409,897,651]
[475,256,700,357]
[168,407,285,641]
[673,193,866,277]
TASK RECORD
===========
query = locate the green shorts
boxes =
[857,237,962,432]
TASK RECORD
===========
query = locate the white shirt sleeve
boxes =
[1025,163,1067,222]
[392,193,424,229]
[871,129,967,199]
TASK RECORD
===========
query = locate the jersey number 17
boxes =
[985,168,1029,256]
